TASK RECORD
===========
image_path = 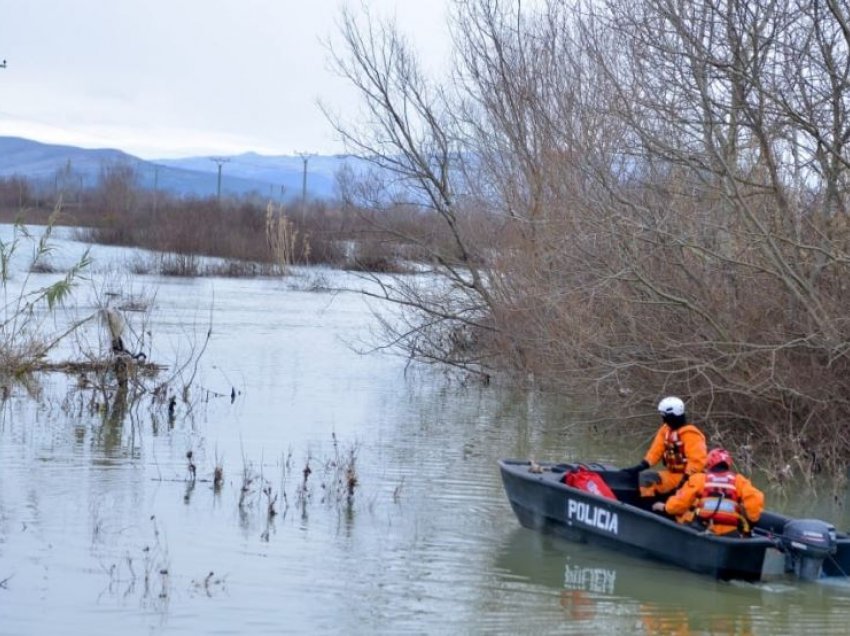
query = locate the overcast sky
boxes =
[0,0,451,159]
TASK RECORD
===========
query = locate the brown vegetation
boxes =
[0,167,456,275]
[328,0,850,479]
[0,213,198,451]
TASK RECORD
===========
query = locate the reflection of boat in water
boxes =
[495,525,756,604]
[495,526,850,634]
[499,459,850,582]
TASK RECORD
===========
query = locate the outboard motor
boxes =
[780,519,838,581]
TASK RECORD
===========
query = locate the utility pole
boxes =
[296,152,312,224]
[153,164,160,214]
[210,157,230,203]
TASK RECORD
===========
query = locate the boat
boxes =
[498,459,850,582]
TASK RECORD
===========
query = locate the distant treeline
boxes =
[0,166,459,273]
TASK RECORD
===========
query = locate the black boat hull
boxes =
[499,459,850,582]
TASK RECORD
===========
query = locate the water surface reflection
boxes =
[1,233,850,634]
[495,528,850,635]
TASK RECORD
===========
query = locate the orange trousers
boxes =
[639,469,685,498]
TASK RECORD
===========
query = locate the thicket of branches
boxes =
[329,0,850,477]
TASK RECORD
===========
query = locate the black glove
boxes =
[621,460,649,475]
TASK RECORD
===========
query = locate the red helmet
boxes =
[706,448,732,471]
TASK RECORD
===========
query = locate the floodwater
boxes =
[2,227,850,634]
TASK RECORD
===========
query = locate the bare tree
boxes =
[326,5,499,377]
[96,160,140,217]
[331,0,850,478]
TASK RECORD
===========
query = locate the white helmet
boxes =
[657,396,685,416]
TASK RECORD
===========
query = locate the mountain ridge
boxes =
[0,136,344,200]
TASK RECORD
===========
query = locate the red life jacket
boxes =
[695,471,742,528]
[662,428,687,472]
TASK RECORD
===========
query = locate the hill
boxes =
[154,152,342,199]
[0,136,344,200]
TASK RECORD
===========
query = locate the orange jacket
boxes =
[664,471,764,534]
[644,423,707,475]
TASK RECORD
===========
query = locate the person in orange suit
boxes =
[621,396,708,499]
[653,447,764,536]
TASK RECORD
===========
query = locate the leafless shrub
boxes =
[98,515,172,609]
[263,484,278,519]
[213,459,224,494]
[126,254,154,275]
[392,477,404,503]
[346,239,411,273]
[297,458,313,505]
[186,450,196,482]
[238,457,257,510]
[328,0,850,478]
[316,433,360,506]
[70,192,403,271]
[159,253,200,277]
[190,571,226,597]
[202,259,266,277]
[28,259,56,273]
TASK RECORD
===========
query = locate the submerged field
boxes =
[2,228,850,634]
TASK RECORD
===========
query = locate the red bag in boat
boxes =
[564,467,617,501]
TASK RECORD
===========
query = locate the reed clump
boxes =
[178,436,362,542]
[265,202,297,273]
[99,515,172,608]
[0,211,93,379]
[213,463,224,493]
